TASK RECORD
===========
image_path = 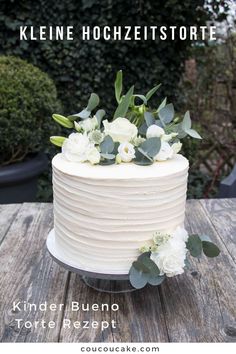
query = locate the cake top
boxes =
[50,71,202,167]
[53,153,188,179]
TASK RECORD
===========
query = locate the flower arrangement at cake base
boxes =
[129,227,220,289]
[49,71,220,290]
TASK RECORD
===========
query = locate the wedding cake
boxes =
[52,153,188,274]
[48,71,219,289]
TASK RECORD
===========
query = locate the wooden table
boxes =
[0,199,236,343]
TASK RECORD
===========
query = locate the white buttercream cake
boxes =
[52,153,189,274]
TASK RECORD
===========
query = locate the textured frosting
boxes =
[52,153,189,274]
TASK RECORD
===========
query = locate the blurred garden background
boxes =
[0,0,235,202]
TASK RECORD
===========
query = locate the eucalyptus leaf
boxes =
[158,103,175,125]
[146,83,161,101]
[186,234,202,257]
[139,255,160,277]
[138,122,148,136]
[115,70,123,103]
[155,119,164,128]
[87,93,100,111]
[129,266,148,289]
[99,158,115,165]
[134,149,153,166]
[148,274,165,286]
[100,135,114,153]
[157,97,167,112]
[181,111,192,130]
[52,114,74,128]
[144,112,155,127]
[202,241,220,258]
[95,109,106,126]
[199,234,212,243]
[113,85,134,120]
[139,137,161,158]
[77,108,91,119]
[50,136,66,147]
[100,153,115,160]
[185,128,202,139]
[112,142,120,155]
[133,260,150,273]
[172,123,187,139]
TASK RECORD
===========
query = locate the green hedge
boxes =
[0,0,228,115]
[0,56,61,165]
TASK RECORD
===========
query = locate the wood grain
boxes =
[0,200,235,343]
[0,204,22,245]
[59,274,169,342]
[0,203,69,342]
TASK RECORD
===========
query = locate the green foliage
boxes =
[0,55,61,165]
[186,234,220,258]
[129,252,165,289]
[0,0,229,117]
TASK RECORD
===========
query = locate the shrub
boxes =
[0,56,61,165]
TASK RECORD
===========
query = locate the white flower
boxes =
[150,227,188,277]
[171,141,182,154]
[146,125,165,139]
[154,141,174,161]
[161,132,178,142]
[173,226,189,242]
[103,117,138,143]
[77,116,98,133]
[118,142,135,162]
[62,133,92,163]
[87,147,100,165]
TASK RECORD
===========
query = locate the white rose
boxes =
[118,142,135,162]
[161,132,178,142]
[154,141,174,161]
[87,147,100,165]
[171,141,182,154]
[76,116,98,133]
[150,237,187,277]
[62,133,92,162]
[103,117,138,143]
[146,124,165,139]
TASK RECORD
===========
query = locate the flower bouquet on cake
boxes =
[49,71,220,289]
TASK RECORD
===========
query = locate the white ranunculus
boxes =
[151,238,187,277]
[87,146,100,165]
[118,142,135,162]
[146,124,165,139]
[171,141,182,154]
[78,116,98,133]
[62,132,92,162]
[161,132,178,142]
[103,118,138,143]
[154,141,174,161]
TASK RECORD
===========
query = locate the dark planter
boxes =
[0,153,48,204]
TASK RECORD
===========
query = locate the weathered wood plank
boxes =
[0,203,69,343]
[58,273,169,342]
[200,198,236,263]
[0,204,22,245]
[159,199,236,342]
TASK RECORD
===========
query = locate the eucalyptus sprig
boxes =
[129,233,220,290]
